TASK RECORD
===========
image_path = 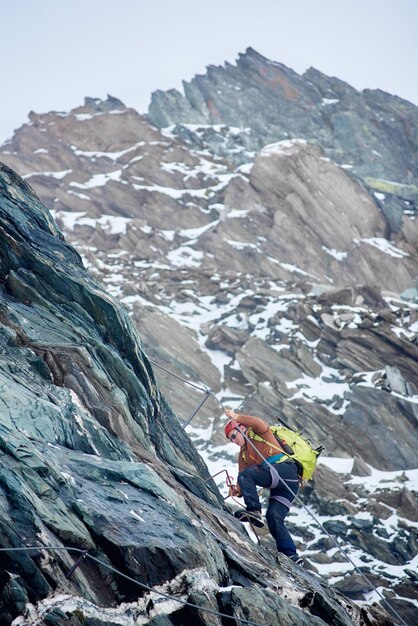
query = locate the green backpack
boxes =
[249,423,323,482]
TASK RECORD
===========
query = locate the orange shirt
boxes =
[235,413,283,472]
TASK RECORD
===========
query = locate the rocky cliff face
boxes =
[0,163,396,626]
[1,48,418,625]
[149,47,418,235]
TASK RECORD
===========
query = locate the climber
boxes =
[224,408,302,565]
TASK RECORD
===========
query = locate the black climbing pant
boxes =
[237,459,299,557]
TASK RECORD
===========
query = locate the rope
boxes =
[223,421,408,626]
[150,359,209,394]
[207,470,261,545]
[150,359,221,429]
[0,545,263,626]
[147,358,406,625]
[183,389,211,428]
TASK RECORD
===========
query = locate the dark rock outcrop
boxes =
[0,163,388,625]
[149,47,418,230]
[1,50,417,625]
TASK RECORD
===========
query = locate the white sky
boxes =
[1,0,417,144]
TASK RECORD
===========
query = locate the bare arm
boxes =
[224,408,269,435]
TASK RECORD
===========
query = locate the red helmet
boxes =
[224,419,239,438]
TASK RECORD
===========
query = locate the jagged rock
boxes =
[310,551,349,565]
[205,324,249,356]
[349,518,374,531]
[149,48,418,235]
[2,100,417,296]
[366,499,393,520]
[0,102,223,230]
[348,528,414,566]
[282,339,322,378]
[1,163,392,626]
[401,281,418,303]
[334,573,375,598]
[224,586,328,626]
[236,336,304,395]
[340,387,418,469]
[392,528,418,562]
[1,48,417,624]
[384,364,409,395]
[322,520,349,536]
[397,488,418,522]
[223,362,256,397]
[307,464,357,516]
[351,456,372,477]
[405,569,418,583]
[83,94,126,113]
[384,599,418,626]
[317,285,388,309]
[197,140,416,290]
[309,537,337,552]
[130,303,221,421]
[149,48,418,180]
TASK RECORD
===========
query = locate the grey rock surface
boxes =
[149,47,418,230]
[0,163,388,625]
[0,53,417,624]
[1,94,417,295]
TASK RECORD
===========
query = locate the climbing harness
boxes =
[153,359,408,626]
[205,470,262,543]
[223,421,407,626]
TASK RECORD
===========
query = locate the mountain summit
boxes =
[0,48,417,624]
[149,47,418,233]
[0,160,399,626]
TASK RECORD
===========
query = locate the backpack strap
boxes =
[248,427,301,470]
[247,428,286,455]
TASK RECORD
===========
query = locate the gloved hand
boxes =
[229,484,241,497]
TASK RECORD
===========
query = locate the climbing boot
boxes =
[289,554,304,567]
[234,509,264,528]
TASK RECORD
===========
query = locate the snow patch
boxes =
[23,169,72,180]
[357,237,409,258]
[225,239,258,250]
[51,211,131,234]
[319,457,355,474]
[179,220,218,239]
[71,142,144,161]
[322,246,347,261]
[166,246,203,268]
[286,364,350,414]
[260,139,307,157]
[70,169,122,189]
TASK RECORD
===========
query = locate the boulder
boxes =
[351,455,372,477]
[205,324,249,356]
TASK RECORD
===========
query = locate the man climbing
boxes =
[224,408,303,565]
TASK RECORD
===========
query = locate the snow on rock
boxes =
[357,237,410,258]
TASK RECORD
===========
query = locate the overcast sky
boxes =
[1,0,417,144]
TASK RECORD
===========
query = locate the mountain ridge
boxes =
[0,161,398,626]
[0,47,417,624]
[148,47,418,234]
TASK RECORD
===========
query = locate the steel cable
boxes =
[148,361,407,626]
[0,545,263,626]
